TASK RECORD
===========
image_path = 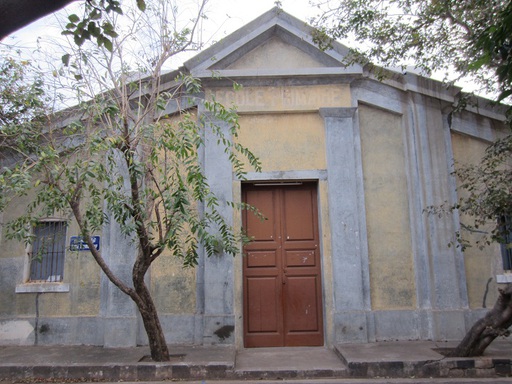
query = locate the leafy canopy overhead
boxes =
[312,0,512,101]
[62,0,145,52]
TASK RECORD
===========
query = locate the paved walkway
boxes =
[0,340,512,381]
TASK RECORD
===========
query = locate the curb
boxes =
[345,358,512,379]
[1,359,511,382]
[0,363,232,382]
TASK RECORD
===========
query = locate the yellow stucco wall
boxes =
[316,179,335,345]
[451,132,501,309]
[238,113,326,172]
[151,254,196,314]
[210,83,350,173]
[359,104,416,310]
[0,188,101,318]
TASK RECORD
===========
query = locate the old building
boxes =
[0,8,509,348]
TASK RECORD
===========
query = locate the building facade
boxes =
[0,8,509,348]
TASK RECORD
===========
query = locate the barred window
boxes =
[29,221,67,282]
[500,216,512,271]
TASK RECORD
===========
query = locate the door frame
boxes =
[236,180,328,348]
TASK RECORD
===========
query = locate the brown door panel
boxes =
[244,189,278,242]
[245,250,278,268]
[244,273,284,347]
[284,275,322,332]
[246,276,281,333]
[284,249,318,267]
[243,183,323,347]
[282,188,316,241]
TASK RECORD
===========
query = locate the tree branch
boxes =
[68,197,137,299]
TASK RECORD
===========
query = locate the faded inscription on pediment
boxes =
[209,84,350,112]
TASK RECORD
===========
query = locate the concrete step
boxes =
[234,346,348,380]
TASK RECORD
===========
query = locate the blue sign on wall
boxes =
[70,236,100,251]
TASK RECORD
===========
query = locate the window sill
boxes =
[15,282,70,293]
[496,274,512,284]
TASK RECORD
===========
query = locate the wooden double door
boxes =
[242,182,324,347]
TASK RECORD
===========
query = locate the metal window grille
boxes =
[500,216,512,271]
[29,221,67,282]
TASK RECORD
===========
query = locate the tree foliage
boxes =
[455,136,511,249]
[0,55,47,137]
[471,1,512,103]
[0,0,260,361]
[0,0,145,45]
[311,0,510,98]
[61,0,146,53]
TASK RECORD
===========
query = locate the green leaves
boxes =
[101,36,113,52]
[312,0,512,102]
[136,0,146,12]
[68,14,80,23]
[61,54,71,66]
[61,0,136,53]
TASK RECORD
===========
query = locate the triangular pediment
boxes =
[184,7,362,78]
[222,36,327,70]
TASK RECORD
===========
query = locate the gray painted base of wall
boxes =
[431,310,467,341]
[104,317,137,347]
[335,309,480,344]
[333,312,369,343]
[0,317,104,346]
[136,314,199,345]
[0,309,490,346]
[0,314,199,346]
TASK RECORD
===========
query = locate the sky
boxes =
[0,0,320,108]
[2,0,484,97]
[5,0,317,63]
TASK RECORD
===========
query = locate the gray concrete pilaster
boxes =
[100,151,138,347]
[408,94,468,314]
[320,107,371,343]
[403,93,435,339]
[442,111,469,310]
[200,113,235,344]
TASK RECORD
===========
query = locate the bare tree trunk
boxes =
[133,257,170,362]
[450,284,512,357]
[133,282,170,361]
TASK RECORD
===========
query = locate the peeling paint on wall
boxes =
[0,320,33,343]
